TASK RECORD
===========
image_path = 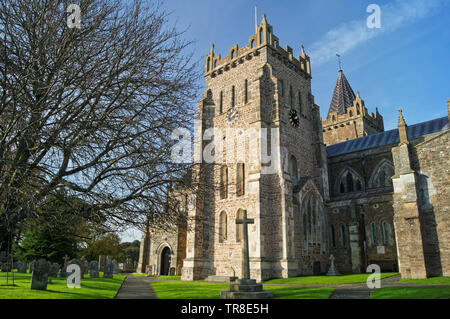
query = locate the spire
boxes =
[327,70,356,119]
[398,108,409,144]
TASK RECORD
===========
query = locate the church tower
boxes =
[322,70,384,146]
[181,15,330,281]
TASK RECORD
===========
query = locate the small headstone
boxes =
[17,261,27,273]
[98,255,106,272]
[169,267,176,276]
[29,260,36,274]
[59,255,70,278]
[89,261,99,278]
[49,263,60,277]
[30,259,49,290]
[82,260,89,276]
[103,259,113,278]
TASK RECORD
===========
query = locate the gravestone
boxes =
[98,255,106,272]
[1,262,9,272]
[29,260,36,274]
[103,259,113,278]
[49,263,60,277]
[89,261,99,278]
[68,259,84,279]
[17,261,27,273]
[220,210,272,299]
[82,260,89,276]
[112,261,119,274]
[326,254,340,276]
[30,259,49,290]
[0,251,6,263]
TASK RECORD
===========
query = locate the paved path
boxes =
[115,275,157,299]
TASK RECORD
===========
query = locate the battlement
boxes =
[322,92,383,129]
[204,14,311,79]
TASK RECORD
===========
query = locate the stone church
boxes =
[137,15,449,281]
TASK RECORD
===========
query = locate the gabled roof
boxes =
[327,70,356,119]
[326,116,449,157]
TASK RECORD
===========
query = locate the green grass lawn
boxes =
[150,281,334,299]
[158,275,182,281]
[399,277,450,284]
[0,272,125,299]
[370,286,450,299]
[131,273,149,277]
[264,272,398,285]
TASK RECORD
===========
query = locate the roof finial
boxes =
[398,108,406,126]
[336,53,342,71]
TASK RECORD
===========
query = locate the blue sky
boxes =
[120,0,450,242]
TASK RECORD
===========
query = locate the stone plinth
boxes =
[220,279,273,299]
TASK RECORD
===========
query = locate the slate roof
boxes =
[327,70,356,119]
[326,116,449,157]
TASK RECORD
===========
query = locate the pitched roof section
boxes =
[326,116,449,157]
[327,70,356,119]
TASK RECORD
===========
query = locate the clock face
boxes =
[289,109,300,128]
[226,108,239,125]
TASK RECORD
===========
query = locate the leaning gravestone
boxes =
[17,261,27,273]
[89,261,99,278]
[49,263,60,277]
[30,259,49,290]
[103,259,113,278]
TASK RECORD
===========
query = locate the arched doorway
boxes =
[160,247,171,275]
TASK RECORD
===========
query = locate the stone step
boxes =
[220,289,273,299]
[204,275,238,283]
[230,283,263,292]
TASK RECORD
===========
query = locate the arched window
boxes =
[214,60,218,68]
[303,212,307,241]
[231,50,235,59]
[331,225,336,247]
[332,115,336,122]
[349,110,353,117]
[236,209,244,242]
[370,222,378,246]
[369,160,395,189]
[289,155,298,182]
[356,103,360,115]
[207,57,210,72]
[251,39,255,48]
[356,180,362,191]
[259,27,264,44]
[346,172,354,192]
[298,91,303,114]
[231,85,235,107]
[236,163,245,196]
[382,221,391,246]
[220,165,228,199]
[244,79,248,104]
[219,91,223,114]
[219,211,227,243]
[289,85,293,107]
[340,225,346,247]
[340,182,345,193]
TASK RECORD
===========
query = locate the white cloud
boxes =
[309,0,448,66]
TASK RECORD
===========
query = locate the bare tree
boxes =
[0,0,200,244]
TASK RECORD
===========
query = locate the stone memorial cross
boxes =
[235,210,254,280]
